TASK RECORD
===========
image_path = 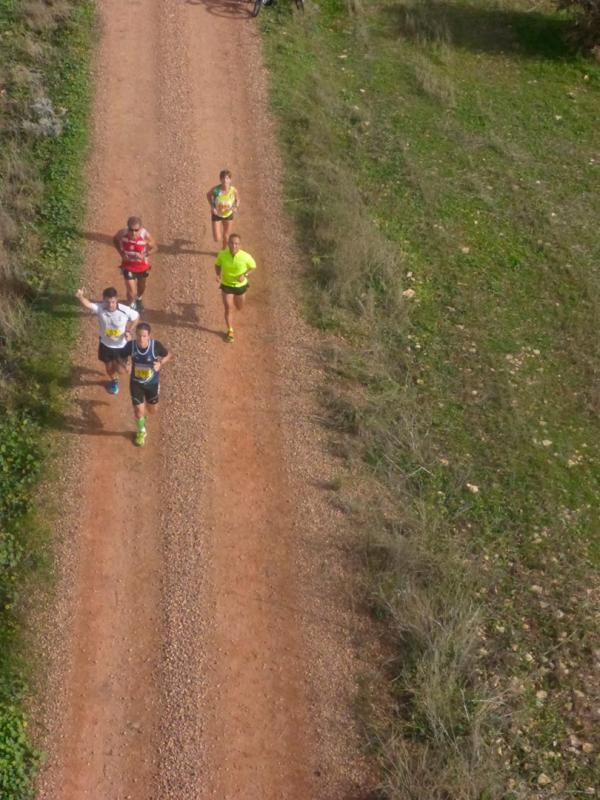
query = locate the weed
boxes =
[0,0,93,795]
[262,0,600,796]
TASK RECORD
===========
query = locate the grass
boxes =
[0,0,93,795]
[260,0,600,797]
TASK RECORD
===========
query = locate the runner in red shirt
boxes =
[113,216,157,311]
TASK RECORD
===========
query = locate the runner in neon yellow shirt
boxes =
[214,233,256,343]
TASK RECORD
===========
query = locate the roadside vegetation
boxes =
[0,0,92,795]
[261,0,600,797]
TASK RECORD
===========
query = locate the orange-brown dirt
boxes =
[33,0,373,798]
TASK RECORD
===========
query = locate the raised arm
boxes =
[74,288,96,311]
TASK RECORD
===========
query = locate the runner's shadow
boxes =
[143,303,225,340]
[69,365,107,389]
[50,398,131,439]
[80,230,215,257]
[187,0,252,20]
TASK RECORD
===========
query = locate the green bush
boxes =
[0,416,43,525]
[0,704,39,800]
[559,0,600,47]
[0,0,93,795]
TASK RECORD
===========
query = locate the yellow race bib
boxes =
[134,366,153,381]
[105,328,121,338]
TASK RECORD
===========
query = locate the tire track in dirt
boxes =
[35,1,372,798]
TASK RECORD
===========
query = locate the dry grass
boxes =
[303,137,503,792]
[0,0,69,404]
[262,0,600,796]
[20,0,73,32]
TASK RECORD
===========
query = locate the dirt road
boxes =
[34,1,369,798]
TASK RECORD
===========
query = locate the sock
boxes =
[136,416,146,432]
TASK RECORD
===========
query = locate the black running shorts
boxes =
[130,379,160,406]
[98,341,129,364]
[220,283,248,295]
[120,266,150,280]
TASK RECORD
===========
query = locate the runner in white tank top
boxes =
[75,286,139,395]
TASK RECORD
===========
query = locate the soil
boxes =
[33,0,373,798]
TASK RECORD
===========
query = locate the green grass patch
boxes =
[261,0,600,796]
[0,0,93,795]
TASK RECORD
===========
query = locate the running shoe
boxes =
[135,297,144,312]
[107,378,120,395]
[225,327,235,343]
[130,299,137,311]
[135,429,147,447]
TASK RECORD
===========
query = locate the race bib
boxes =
[134,365,153,381]
[105,328,121,338]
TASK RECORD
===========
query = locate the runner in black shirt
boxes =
[122,323,171,446]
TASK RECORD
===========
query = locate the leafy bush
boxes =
[0,416,43,525]
[558,0,600,47]
[0,0,93,795]
[0,704,39,800]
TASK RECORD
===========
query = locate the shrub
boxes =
[558,0,600,48]
[0,704,39,800]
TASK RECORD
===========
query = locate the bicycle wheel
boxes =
[251,0,262,17]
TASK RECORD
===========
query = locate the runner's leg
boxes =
[133,398,147,445]
[134,400,146,425]
[233,293,246,313]
[221,218,232,249]
[124,276,136,305]
[221,290,234,332]
[105,358,122,394]
[136,275,147,304]
[212,218,221,245]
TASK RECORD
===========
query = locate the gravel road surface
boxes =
[34,0,372,797]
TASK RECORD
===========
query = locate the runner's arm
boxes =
[145,231,157,255]
[74,288,96,311]
[214,259,223,284]
[239,254,257,281]
[234,187,240,211]
[206,188,215,208]
[154,352,171,371]
[113,229,125,256]
[153,342,170,371]
[125,308,140,338]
